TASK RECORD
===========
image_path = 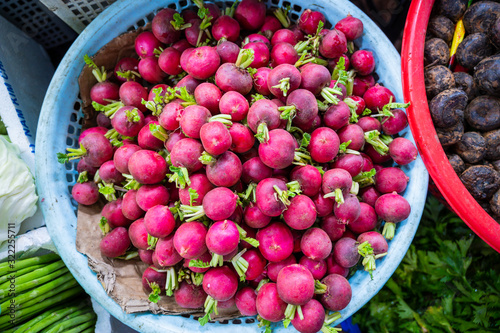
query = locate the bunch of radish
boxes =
[59,0,417,331]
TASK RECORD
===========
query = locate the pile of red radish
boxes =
[60,0,417,331]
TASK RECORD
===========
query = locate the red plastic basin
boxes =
[402,0,500,252]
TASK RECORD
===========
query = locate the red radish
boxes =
[235,287,258,316]
[271,29,297,46]
[246,33,271,46]
[299,256,327,280]
[348,95,367,115]
[381,109,409,135]
[247,99,281,142]
[300,64,331,95]
[291,299,326,333]
[138,56,166,84]
[194,83,222,115]
[388,137,417,165]
[153,234,183,268]
[357,116,381,132]
[292,230,303,253]
[358,231,388,255]
[67,132,113,168]
[320,214,346,242]
[178,173,214,206]
[139,249,154,265]
[242,249,267,280]
[351,50,375,76]
[335,15,363,41]
[326,254,349,277]
[173,221,208,259]
[282,89,319,127]
[203,151,243,187]
[203,187,239,221]
[136,184,170,211]
[332,153,364,177]
[242,157,273,184]
[319,29,347,59]
[184,251,212,274]
[229,123,255,153]
[352,75,375,97]
[364,144,392,164]
[79,127,109,143]
[256,282,287,322]
[203,266,239,301]
[152,8,182,44]
[308,127,340,163]
[334,193,361,224]
[375,192,411,240]
[71,182,99,206]
[128,218,149,250]
[360,186,381,207]
[267,254,296,282]
[290,165,322,197]
[360,153,375,172]
[283,195,317,230]
[142,266,166,301]
[255,178,287,216]
[180,46,221,80]
[301,228,332,260]
[158,47,183,75]
[110,106,145,137]
[165,130,186,152]
[114,57,140,83]
[243,203,272,229]
[312,191,335,217]
[174,281,207,309]
[172,39,192,53]
[184,19,209,47]
[363,84,395,112]
[216,40,240,63]
[170,138,204,183]
[128,150,167,185]
[99,160,125,184]
[205,3,222,21]
[258,129,296,169]
[253,67,272,95]
[322,168,352,204]
[268,64,302,99]
[234,0,266,30]
[176,75,202,93]
[215,49,254,95]
[102,198,132,228]
[324,102,350,130]
[277,264,315,306]
[100,227,131,258]
[206,220,240,262]
[199,121,232,156]
[337,124,365,151]
[97,113,112,128]
[138,123,164,150]
[159,102,183,131]
[243,42,270,68]
[348,202,378,234]
[212,15,240,42]
[90,81,119,106]
[144,205,176,238]
[333,237,360,268]
[260,16,282,38]
[135,31,163,58]
[329,54,350,71]
[219,91,249,121]
[298,9,325,35]
[121,189,145,220]
[271,42,299,66]
[319,274,352,311]
[77,159,98,176]
[374,167,409,194]
[256,222,294,262]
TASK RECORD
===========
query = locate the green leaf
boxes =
[189,188,199,206]
[148,281,161,303]
[189,259,211,268]
[77,171,89,183]
[99,217,110,235]
[57,153,69,164]
[338,140,352,153]
[83,54,97,69]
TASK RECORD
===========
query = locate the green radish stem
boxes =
[323,188,344,205]
[199,151,217,165]
[238,183,257,203]
[321,312,343,333]
[99,217,110,235]
[199,296,218,326]
[210,253,224,267]
[84,54,107,82]
[179,204,205,222]
[344,97,360,123]
[231,249,249,281]
[77,171,88,183]
[353,168,376,188]
[148,234,159,250]
[364,130,389,155]
[208,114,233,126]
[149,123,169,142]
[382,222,397,240]
[167,166,191,189]
[315,280,327,294]
[272,77,291,97]
[350,181,360,195]
[235,49,255,69]
[116,251,139,260]
[116,70,141,81]
[255,122,270,143]
[98,181,117,202]
[273,6,291,28]
[170,13,192,30]
[321,87,342,105]
[236,224,259,247]
[92,100,124,118]
[225,0,239,17]
[122,174,141,190]
[256,279,270,292]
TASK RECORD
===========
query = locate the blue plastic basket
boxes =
[35,0,429,332]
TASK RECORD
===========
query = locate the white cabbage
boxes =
[0,136,38,242]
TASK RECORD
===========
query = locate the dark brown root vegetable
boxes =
[463,1,500,34]
[428,16,455,43]
[456,33,494,69]
[425,65,456,99]
[492,159,500,172]
[436,121,464,147]
[447,154,466,174]
[489,189,500,216]
[474,55,500,96]
[464,95,500,131]
[453,72,476,100]
[483,129,500,160]
[435,0,468,22]
[424,38,450,66]
[429,88,467,128]
[490,16,500,48]
[460,165,500,200]
[454,131,487,163]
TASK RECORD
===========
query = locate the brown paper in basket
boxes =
[75,28,240,321]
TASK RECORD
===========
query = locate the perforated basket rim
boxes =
[35,1,429,332]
